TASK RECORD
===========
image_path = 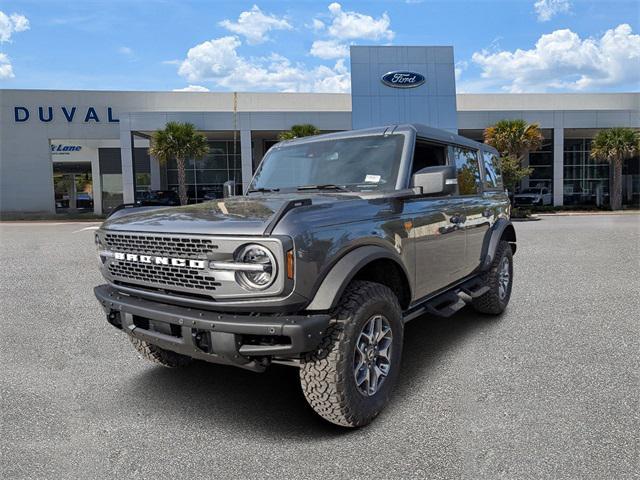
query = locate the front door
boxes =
[405,196,468,300]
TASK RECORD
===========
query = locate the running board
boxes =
[403,276,489,322]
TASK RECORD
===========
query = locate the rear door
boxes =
[449,145,492,276]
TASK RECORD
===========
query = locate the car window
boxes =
[412,141,447,174]
[250,135,405,191]
[481,151,503,190]
[451,146,481,195]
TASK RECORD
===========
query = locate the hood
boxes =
[101,193,363,235]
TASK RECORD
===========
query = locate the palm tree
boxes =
[484,119,544,194]
[149,122,209,206]
[590,128,640,210]
[278,124,320,141]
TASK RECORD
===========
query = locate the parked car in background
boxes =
[514,187,552,206]
[76,192,94,209]
[135,190,180,206]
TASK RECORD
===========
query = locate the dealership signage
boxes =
[51,144,82,155]
[381,71,426,88]
[49,140,97,163]
[14,106,119,123]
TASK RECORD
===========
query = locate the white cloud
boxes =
[308,3,394,59]
[177,35,350,93]
[0,11,29,43]
[219,5,291,45]
[310,39,349,60]
[311,18,325,32]
[0,52,14,79]
[173,85,210,92]
[178,36,242,82]
[325,3,394,41]
[471,24,640,92]
[118,46,134,56]
[534,0,571,22]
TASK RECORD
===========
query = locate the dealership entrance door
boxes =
[52,162,94,213]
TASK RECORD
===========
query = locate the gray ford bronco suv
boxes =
[94,124,516,427]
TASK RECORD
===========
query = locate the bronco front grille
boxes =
[103,232,221,293]
[107,261,221,291]
[103,232,218,257]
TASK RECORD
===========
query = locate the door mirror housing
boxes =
[410,165,457,196]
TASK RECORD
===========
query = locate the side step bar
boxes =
[403,276,489,322]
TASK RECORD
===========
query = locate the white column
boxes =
[150,155,161,190]
[91,150,103,215]
[553,127,564,206]
[120,129,135,204]
[240,129,253,192]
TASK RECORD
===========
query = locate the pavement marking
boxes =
[72,225,101,233]
[0,221,102,226]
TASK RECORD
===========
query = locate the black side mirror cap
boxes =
[410,165,457,196]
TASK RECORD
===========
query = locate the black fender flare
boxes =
[480,218,517,270]
[305,245,410,312]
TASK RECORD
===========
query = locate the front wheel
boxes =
[299,281,404,427]
[472,240,513,315]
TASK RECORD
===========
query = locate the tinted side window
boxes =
[451,146,481,195]
[482,151,503,190]
[412,141,447,174]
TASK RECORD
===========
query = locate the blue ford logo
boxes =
[381,71,426,88]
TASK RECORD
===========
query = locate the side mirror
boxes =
[223,180,236,198]
[410,165,457,196]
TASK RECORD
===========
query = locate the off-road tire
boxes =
[472,240,513,315]
[299,281,403,427]
[129,336,193,368]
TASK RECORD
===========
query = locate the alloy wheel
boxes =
[353,314,393,396]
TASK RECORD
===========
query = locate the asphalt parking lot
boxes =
[1,215,638,479]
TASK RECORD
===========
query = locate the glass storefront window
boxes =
[165,140,243,202]
[563,137,609,206]
[527,132,553,192]
[101,174,123,212]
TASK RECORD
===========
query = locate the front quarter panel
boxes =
[276,200,415,309]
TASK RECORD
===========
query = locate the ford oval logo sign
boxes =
[381,71,426,88]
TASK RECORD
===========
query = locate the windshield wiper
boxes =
[297,184,346,191]
[247,187,280,193]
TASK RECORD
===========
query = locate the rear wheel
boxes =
[299,281,403,427]
[473,240,513,315]
[129,336,193,368]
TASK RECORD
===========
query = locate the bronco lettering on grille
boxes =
[113,252,206,269]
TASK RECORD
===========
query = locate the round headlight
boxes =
[234,244,277,290]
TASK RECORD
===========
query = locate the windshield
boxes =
[249,134,406,192]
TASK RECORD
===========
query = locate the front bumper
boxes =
[94,284,331,372]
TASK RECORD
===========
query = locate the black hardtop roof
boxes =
[274,123,498,154]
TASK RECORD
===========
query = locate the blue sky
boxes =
[0,0,638,93]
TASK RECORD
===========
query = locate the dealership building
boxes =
[1,45,638,215]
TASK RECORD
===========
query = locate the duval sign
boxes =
[381,71,426,88]
[14,106,119,123]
